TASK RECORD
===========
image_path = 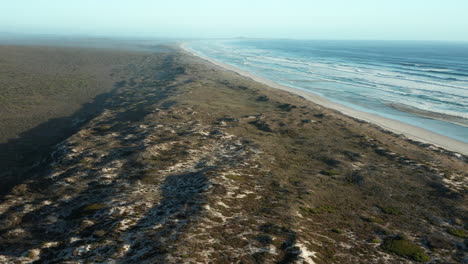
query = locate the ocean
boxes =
[187,39,468,143]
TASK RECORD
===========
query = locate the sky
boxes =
[1,0,468,41]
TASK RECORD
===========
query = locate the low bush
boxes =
[331,228,344,234]
[447,227,466,238]
[277,103,297,112]
[381,235,430,262]
[377,205,401,215]
[320,170,340,176]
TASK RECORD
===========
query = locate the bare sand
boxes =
[180,43,468,156]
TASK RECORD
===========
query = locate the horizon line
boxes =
[1,31,467,44]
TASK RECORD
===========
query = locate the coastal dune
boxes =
[0,43,466,263]
[181,43,468,156]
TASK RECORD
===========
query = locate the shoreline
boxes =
[180,43,468,156]
[387,103,468,128]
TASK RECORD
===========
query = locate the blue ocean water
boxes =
[187,39,468,143]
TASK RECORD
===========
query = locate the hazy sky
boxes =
[1,0,467,41]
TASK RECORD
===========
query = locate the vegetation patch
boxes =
[95,125,112,132]
[300,205,335,214]
[426,234,453,250]
[82,203,107,211]
[343,150,361,161]
[362,215,385,224]
[218,116,239,123]
[140,170,163,185]
[331,228,344,234]
[248,120,273,132]
[79,157,94,167]
[256,95,270,102]
[345,171,364,185]
[320,170,340,176]
[446,227,467,238]
[377,205,401,215]
[381,235,430,262]
[277,103,297,112]
[69,203,107,219]
[255,235,273,245]
[319,156,341,167]
[225,174,246,182]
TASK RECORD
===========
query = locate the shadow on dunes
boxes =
[0,80,126,198]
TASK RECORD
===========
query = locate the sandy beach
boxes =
[180,43,468,156]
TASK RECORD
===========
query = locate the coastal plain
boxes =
[0,44,466,263]
[0,45,147,193]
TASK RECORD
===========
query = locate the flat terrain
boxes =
[0,45,466,263]
[0,45,151,192]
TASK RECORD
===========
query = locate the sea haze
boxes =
[187,39,468,142]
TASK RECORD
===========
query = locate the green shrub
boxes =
[381,236,430,262]
[331,228,344,234]
[447,227,467,238]
[377,205,401,215]
[95,125,112,132]
[320,170,340,176]
[82,203,107,211]
[225,174,246,181]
